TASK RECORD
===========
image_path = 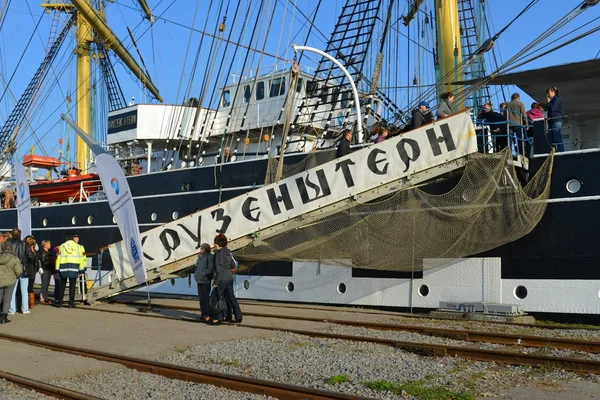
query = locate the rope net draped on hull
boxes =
[236,149,554,272]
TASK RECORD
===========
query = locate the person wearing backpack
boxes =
[210,234,242,325]
[195,243,214,323]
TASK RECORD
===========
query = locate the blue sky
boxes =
[0,0,599,162]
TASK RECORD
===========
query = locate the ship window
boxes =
[341,90,350,109]
[71,216,77,225]
[243,280,250,290]
[320,87,329,103]
[181,182,195,192]
[306,81,317,96]
[331,87,340,105]
[256,81,265,100]
[337,282,347,294]
[42,218,48,227]
[515,285,528,299]
[87,215,94,225]
[172,211,179,220]
[296,78,303,93]
[270,77,286,97]
[221,90,231,108]
[243,85,251,103]
[566,178,581,194]
[418,284,429,297]
[286,282,294,292]
[112,216,117,224]
[151,212,157,222]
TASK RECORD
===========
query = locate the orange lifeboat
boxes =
[22,154,62,169]
[28,173,101,203]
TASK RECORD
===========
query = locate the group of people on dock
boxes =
[0,229,86,324]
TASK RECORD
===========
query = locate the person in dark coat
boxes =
[410,101,429,130]
[546,86,564,152]
[195,243,214,323]
[23,236,38,310]
[336,129,352,158]
[0,241,23,324]
[477,102,508,152]
[38,240,54,304]
[210,234,242,325]
[8,228,31,315]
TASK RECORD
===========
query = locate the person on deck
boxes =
[527,102,544,122]
[218,147,232,164]
[55,233,86,308]
[410,101,429,129]
[38,240,54,304]
[477,103,508,152]
[546,86,565,152]
[506,93,529,154]
[210,234,242,325]
[195,243,214,323]
[0,241,22,324]
[336,129,352,158]
[436,92,454,119]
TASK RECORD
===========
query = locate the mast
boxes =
[435,0,463,109]
[76,10,92,171]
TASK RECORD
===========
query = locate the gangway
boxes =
[86,111,477,304]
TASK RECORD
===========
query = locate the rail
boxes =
[0,370,100,400]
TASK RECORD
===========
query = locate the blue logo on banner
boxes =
[19,182,25,199]
[130,237,140,263]
[110,177,120,195]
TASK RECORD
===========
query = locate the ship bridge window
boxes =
[296,78,303,93]
[306,81,318,96]
[320,87,329,104]
[270,76,286,98]
[221,90,231,108]
[243,85,251,103]
[331,87,340,105]
[256,81,265,100]
[341,90,350,109]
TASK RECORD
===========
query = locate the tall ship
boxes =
[1,0,600,319]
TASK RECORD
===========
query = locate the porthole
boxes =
[172,211,179,220]
[418,284,430,297]
[243,280,250,290]
[337,283,347,294]
[71,216,77,225]
[170,278,175,287]
[151,212,157,222]
[566,178,582,194]
[42,218,48,227]
[514,285,528,299]
[112,216,117,224]
[230,155,237,162]
[286,282,294,292]
[87,215,94,225]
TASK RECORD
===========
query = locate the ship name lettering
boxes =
[211,208,231,234]
[141,236,154,261]
[295,169,331,205]
[367,148,389,175]
[242,197,261,222]
[335,159,356,188]
[396,138,421,172]
[158,229,180,261]
[267,184,294,215]
[426,123,456,156]
[177,217,202,249]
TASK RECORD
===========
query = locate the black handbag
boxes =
[209,288,227,317]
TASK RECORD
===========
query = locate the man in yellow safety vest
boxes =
[55,232,86,308]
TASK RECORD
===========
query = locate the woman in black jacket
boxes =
[211,234,242,325]
[23,236,38,309]
[194,243,214,323]
[38,240,53,304]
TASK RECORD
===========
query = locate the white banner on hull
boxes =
[14,158,31,237]
[109,111,477,278]
[96,153,147,285]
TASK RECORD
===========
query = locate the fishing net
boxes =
[235,149,553,272]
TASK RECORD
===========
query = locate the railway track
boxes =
[50,300,600,375]
[0,370,101,400]
[110,299,600,353]
[0,332,371,400]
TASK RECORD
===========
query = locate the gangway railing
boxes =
[86,111,478,304]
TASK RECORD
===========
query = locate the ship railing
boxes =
[76,179,104,203]
[474,120,532,170]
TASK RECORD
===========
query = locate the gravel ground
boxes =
[319,324,505,350]
[158,330,600,399]
[49,368,276,400]
[0,379,57,400]
[385,316,600,341]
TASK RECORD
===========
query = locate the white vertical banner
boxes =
[13,158,31,237]
[95,153,147,284]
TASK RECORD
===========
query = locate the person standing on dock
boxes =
[0,241,23,324]
[38,240,54,304]
[8,228,33,315]
[211,234,243,325]
[195,243,214,323]
[55,233,86,308]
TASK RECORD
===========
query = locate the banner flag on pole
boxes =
[13,157,31,237]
